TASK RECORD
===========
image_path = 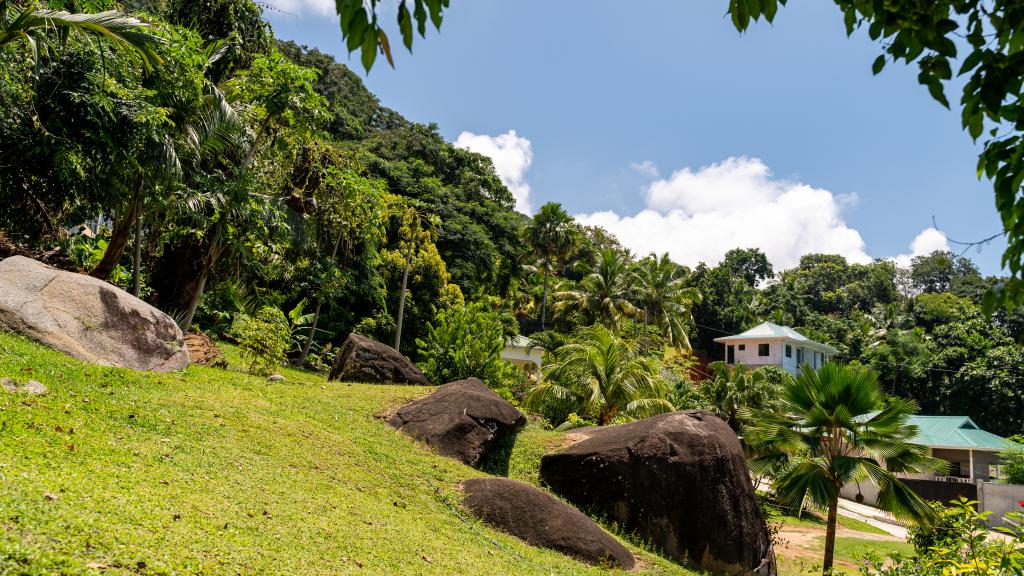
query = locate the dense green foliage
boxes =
[415,302,521,396]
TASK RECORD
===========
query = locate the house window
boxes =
[785,344,792,358]
[758,343,770,357]
[796,348,803,363]
[738,344,745,351]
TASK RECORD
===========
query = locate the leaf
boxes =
[379,29,394,68]
[763,0,778,23]
[872,54,885,75]
[360,26,377,72]
[398,1,413,50]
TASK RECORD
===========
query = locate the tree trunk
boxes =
[131,199,143,297]
[91,179,143,280]
[822,495,839,575]
[298,231,342,366]
[541,264,549,330]
[176,218,223,331]
[394,245,412,352]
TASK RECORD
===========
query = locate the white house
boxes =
[712,322,838,375]
[501,335,543,380]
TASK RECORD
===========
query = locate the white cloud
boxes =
[265,0,335,17]
[892,227,950,267]
[455,130,534,214]
[576,156,873,270]
[630,160,660,178]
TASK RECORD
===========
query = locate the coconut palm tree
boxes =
[634,252,700,351]
[524,202,573,330]
[555,248,639,329]
[746,362,942,574]
[699,361,785,433]
[524,324,673,426]
[1,4,163,78]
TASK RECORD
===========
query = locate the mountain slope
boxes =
[0,332,695,575]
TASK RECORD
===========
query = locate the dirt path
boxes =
[775,521,902,572]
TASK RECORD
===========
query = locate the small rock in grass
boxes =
[267,374,285,382]
[43,492,59,501]
[1,378,47,395]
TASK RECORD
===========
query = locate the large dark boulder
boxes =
[461,477,635,569]
[539,411,776,576]
[0,256,188,372]
[328,333,428,385]
[388,378,525,466]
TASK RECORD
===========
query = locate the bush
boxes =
[415,303,519,394]
[859,498,1024,576]
[1002,439,1024,485]
[238,307,290,375]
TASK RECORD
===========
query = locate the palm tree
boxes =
[746,363,942,574]
[1,6,163,78]
[524,202,573,330]
[524,325,673,426]
[555,248,639,329]
[699,361,784,432]
[634,252,700,351]
[90,41,237,284]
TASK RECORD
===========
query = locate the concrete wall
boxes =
[977,482,1024,528]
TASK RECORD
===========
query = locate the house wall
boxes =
[727,338,783,368]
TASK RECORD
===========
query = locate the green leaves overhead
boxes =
[336,0,449,72]
[728,0,1024,313]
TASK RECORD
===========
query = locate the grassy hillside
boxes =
[0,332,696,576]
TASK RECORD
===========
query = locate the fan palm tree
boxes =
[746,362,942,574]
[524,325,673,426]
[555,248,639,329]
[1,4,163,78]
[634,252,700,351]
[524,202,573,330]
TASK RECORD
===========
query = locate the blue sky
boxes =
[264,0,1007,274]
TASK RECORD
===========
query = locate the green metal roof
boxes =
[906,415,1011,451]
[713,322,839,353]
[861,413,1011,451]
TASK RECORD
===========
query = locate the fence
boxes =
[842,478,1023,528]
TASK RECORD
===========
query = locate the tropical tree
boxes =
[1,5,163,79]
[393,202,439,353]
[746,362,942,574]
[555,248,639,330]
[634,252,700,351]
[524,324,673,426]
[298,163,388,366]
[697,361,786,433]
[524,202,573,330]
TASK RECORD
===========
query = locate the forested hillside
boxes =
[0,0,1021,441]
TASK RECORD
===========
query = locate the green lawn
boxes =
[778,511,892,537]
[774,516,914,576]
[0,332,697,576]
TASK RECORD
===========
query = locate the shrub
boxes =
[1002,439,1024,485]
[415,303,518,394]
[238,307,290,376]
[859,498,1024,576]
